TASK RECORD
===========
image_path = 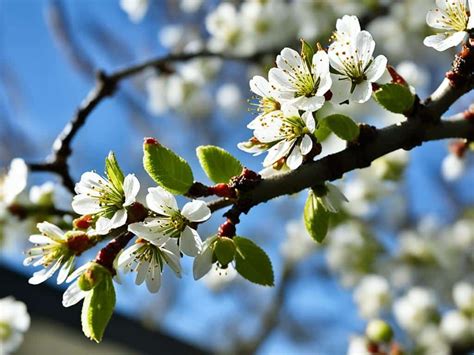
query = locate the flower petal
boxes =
[193,244,214,280]
[62,282,87,307]
[71,194,102,215]
[300,135,313,156]
[365,55,388,82]
[351,80,372,104]
[37,222,64,241]
[329,74,351,104]
[355,31,375,68]
[249,75,273,97]
[302,111,316,133]
[181,200,211,222]
[286,146,303,170]
[135,259,150,285]
[145,265,161,293]
[28,234,54,245]
[179,226,202,256]
[123,174,140,206]
[146,187,178,216]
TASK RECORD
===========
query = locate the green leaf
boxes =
[314,121,331,142]
[300,39,314,68]
[143,139,194,195]
[105,152,124,192]
[319,114,360,141]
[214,237,236,267]
[196,145,243,184]
[373,83,415,114]
[304,190,330,243]
[81,274,116,343]
[234,237,274,286]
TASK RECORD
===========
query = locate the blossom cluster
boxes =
[238,15,389,173]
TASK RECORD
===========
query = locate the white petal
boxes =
[161,239,182,277]
[123,174,140,206]
[92,209,128,235]
[117,243,142,268]
[312,50,330,78]
[351,80,372,104]
[302,111,316,133]
[71,194,102,215]
[179,226,202,256]
[426,9,452,30]
[336,15,361,36]
[424,32,466,51]
[37,222,64,241]
[146,187,178,215]
[145,265,162,293]
[74,171,104,194]
[249,75,273,97]
[28,234,53,245]
[57,257,74,284]
[355,31,375,68]
[316,72,332,97]
[135,260,150,285]
[296,96,325,112]
[365,55,388,82]
[330,75,351,104]
[263,140,294,167]
[128,220,170,245]
[286,146,303,170]
[28,258,62,285]
[181,200,211,222]
[66,262,90,283]
[268,68,296,91]
[62,282,87,307]
[193,244,214,280]
[300,135,313,156]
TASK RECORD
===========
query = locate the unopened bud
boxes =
[218,220,236,238]
[78,263,109,291]
[73,215,93,230]
[366,319,393,344]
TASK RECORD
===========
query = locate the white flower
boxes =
[329,28,387,104]
[72,172,140,235]
[353,274,391,319]
[117,238,181,293]
[424,0,474,51]
[180,0,203,13]
[269,48,331,112]
[120,0,148,22]
[0,158,28,206]
[453,282,474,313]
[440,310,473,344]
[393,287,438,334]
[128,187,210,257]
[441,153,466,181]
[0,297,30,354]
[242,106,316,170]
[23,222,78,285]
[193,235,218,280]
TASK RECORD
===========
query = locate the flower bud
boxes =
[78,263,109,291]
[366,319,393,343]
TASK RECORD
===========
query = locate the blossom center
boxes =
[0,322,12,341]
[443,4,469,31]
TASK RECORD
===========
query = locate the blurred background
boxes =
[0,0,473,354]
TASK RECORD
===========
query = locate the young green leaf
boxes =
[105,152,124,192]
[143,139,194,195]
[196,145,243,184]
[373,83,415,114]
[319,114,360,142]
[81,274,116,343]
[304,190,330,243]
[234,236,274,286]
[300,39,314,68]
